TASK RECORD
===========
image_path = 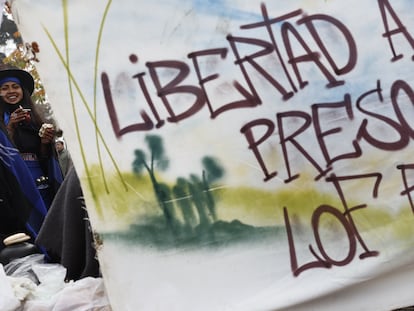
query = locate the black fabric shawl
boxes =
[36,166,100,281]
[0,160,33,250]
[11,122,41,155]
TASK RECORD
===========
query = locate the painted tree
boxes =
[201,156,224,222]
[132,135,175,230]
[156,182,179,235]
[173,177,197,233]
[189,174,211,228]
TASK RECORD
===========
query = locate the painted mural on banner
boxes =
[10,0,414,310]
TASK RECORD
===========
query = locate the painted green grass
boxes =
[87,170,414,245]
[393,208,414,239]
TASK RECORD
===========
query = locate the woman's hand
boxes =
[39,124,55,144]
[8,107,30,130]
[39,123,55,157]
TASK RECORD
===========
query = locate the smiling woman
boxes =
[0,65,63,240]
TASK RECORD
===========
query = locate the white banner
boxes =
[11,0,414,310]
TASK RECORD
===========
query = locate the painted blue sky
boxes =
[192,0,262,21]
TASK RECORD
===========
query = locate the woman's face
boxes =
[0,81,23,105]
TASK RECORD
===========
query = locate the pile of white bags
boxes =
[0,254,111,311]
